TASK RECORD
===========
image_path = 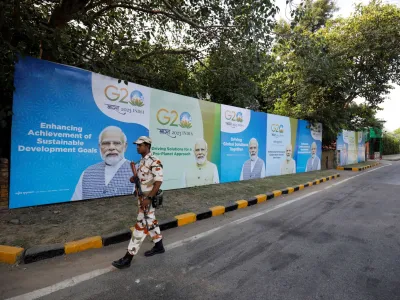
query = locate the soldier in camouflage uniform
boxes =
[112,136,165,269]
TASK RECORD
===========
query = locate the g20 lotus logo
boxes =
[104,85,145,107]
[225,110,243,123]
[271,124,284,133]
[156,109,192,128]
[129,90,145,107]
[179,112,192,129]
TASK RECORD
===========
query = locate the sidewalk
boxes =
[0,170,339,249]
[382,154,400,161]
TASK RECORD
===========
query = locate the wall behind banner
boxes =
[10,57,322,209]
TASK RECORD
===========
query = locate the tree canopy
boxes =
[261,0,399,144]
[393,128,400,140]
[0,0,279,156]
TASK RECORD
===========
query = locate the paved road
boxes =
[1,161,399,300]
[382,155,400,161]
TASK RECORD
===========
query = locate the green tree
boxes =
[383,132,400,155]
[393,128,400,139]
[291,0,338,32]
[193,42,267,109]
[0,0,280,157]
[262,0,400,145]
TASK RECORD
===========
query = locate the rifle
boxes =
[130,161,150,232]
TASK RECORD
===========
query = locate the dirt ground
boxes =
[0,170,338,248]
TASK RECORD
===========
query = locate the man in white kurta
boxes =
[281,144,296,175]
[182,138,219,187]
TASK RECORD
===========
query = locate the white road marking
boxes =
[5,266,115,300]
[5,164,388,300]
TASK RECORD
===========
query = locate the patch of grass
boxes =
[10,239,28,248]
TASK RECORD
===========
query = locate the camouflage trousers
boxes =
[127,209,162,256]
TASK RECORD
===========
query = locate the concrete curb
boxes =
[64,236,103,255]
[0,173,341,265]
[0,245,24,264]
[336,162,380,172]
[102,229,132,247]
[23,244,65,264]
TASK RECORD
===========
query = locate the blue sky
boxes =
[274,0,400,132]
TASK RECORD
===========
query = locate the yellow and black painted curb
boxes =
[0,245,24,264]
[1,173,340,265]
[336,162,380,172]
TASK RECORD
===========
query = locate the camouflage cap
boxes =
[133,136,152,144]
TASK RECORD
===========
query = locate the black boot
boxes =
[144,240,165,257]
[112,251,133,269]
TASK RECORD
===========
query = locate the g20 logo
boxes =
[271,124,284,133]
[104,86,145,107]
[156,109,192,129]
[129,90,145,107]
[225,110,243,123]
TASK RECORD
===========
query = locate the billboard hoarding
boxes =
[220,105,266,183]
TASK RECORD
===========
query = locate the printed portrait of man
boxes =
[182,138,219,188]
[240,138,266,180]
[305,142,321,172]
[71,125,134,201]
[280,144,296,175]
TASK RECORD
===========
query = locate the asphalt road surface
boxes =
[1,161,399,300]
